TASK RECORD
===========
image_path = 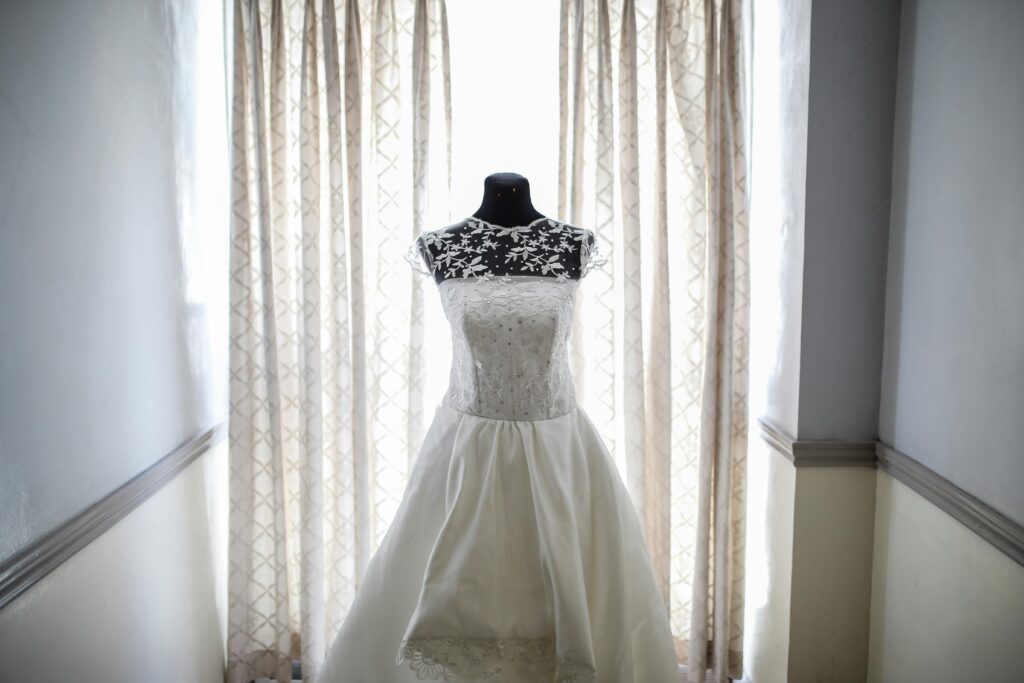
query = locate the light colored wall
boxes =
[748,0,897,679]
[0,0,229,678]
[867,473,1024,682]
[0,0,229,560]
[869,1,1024,678]
[751,0,1022,679]
[798,0,899,440]
[878,0,1024,523]
[788,466,876,682]
[0,441,229,683]
[745,0,899,679]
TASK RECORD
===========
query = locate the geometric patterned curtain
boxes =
[558,0,749,679]
[226,0,746,679]
[226,0,451,680]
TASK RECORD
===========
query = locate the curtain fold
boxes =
[227,0,452,680]
[558,0,749,679]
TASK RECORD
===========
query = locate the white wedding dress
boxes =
[318,217,680,683]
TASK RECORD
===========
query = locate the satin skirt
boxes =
[317,402,680,683]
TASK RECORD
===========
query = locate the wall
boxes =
[870,1,1024,679]
[788,467,876,682]
[799,0,900,440]
[877,0,1024,525]
[0,0,229,679]
[0,0,228,560]
[744,0,901,680]
[0,441,229,681]
[867,473,1024,682]
[746,0,1024,679]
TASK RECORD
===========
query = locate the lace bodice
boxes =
[407,217,609,421]
[407,216,606,282]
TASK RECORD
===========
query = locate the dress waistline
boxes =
[436,399,578,423]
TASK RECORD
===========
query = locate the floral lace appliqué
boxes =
[396,635,596,683]
[405,217,610,282]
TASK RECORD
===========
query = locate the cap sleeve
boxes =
[580,228,610,278]
[405,233,435,278]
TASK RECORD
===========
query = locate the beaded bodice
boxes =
[407,216,609,420]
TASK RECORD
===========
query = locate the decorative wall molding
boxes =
[0,421,227,611]
[876,441,1024,569]
[755,416,1024,568]
[756,418,877,467]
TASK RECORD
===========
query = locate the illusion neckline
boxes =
[466,215,554,231]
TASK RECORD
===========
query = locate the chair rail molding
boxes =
[756,418,877,467]
[876,441,1024,568]
[755,415,1024,568]
[0,420,228,611]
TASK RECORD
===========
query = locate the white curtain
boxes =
[558,0,749,680]
[227,0,749,680]
[226,0,452,680]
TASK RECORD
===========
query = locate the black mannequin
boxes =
[471,172,546,228]
[416,172,595,283]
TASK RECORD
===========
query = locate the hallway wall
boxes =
[742,0,1024,679]
[0,441,229,682]
[870,0,1024,680]
[0,0,229,679]
[0,0,228,564]
[878,0,1024,528]
[744,0,899,679]
[867,473,1024,682]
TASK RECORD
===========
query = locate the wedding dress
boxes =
[317,217,680,682]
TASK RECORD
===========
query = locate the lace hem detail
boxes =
[396,636,596,683]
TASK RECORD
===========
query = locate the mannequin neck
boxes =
[472,172,544,227]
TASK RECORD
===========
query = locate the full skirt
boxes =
[317,402,680,682]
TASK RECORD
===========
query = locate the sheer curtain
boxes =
[557,0,749,680]
[226,0,452,680]
[227,0,748,680]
